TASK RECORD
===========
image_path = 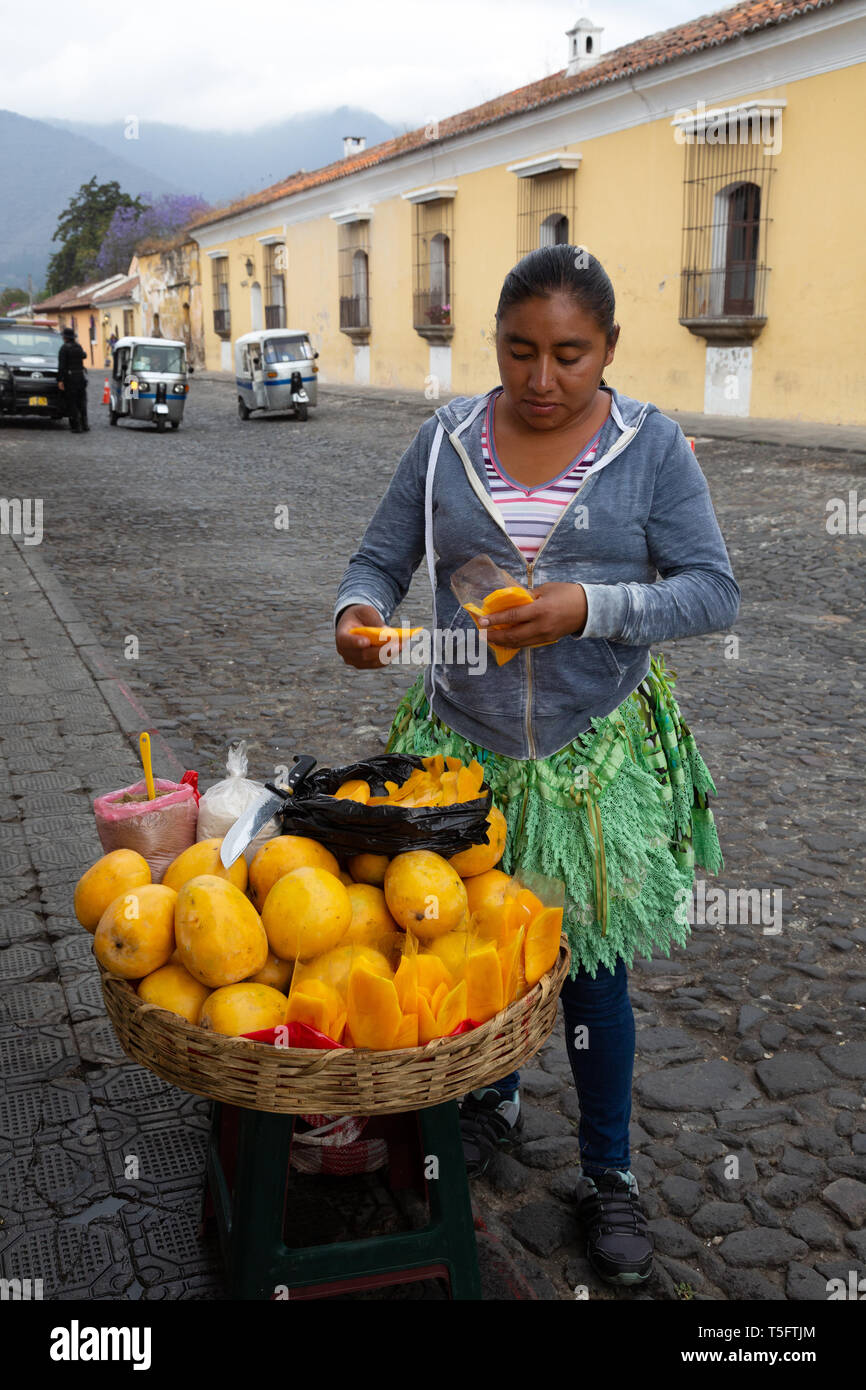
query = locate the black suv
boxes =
[0,320,66,420]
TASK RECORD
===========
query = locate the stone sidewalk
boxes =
[0,533,553,1300]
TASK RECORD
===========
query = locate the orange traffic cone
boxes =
[102,378,110,404]
[686,436,696,452]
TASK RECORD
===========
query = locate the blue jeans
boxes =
[489,959,635,1177]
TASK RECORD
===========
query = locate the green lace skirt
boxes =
[385,655,724,980]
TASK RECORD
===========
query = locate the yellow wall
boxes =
[195,63,866,424]
[136,243,203,364]
[96,300,139,365]
[747,64,866,422]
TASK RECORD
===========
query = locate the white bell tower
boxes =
[566,17,603,76]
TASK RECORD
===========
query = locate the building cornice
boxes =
[189,3,865,247]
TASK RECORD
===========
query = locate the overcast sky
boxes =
[6,0,717,131]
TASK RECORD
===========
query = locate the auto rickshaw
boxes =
[109,336,189,431]
[235,329,318,421]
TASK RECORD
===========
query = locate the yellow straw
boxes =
[139,731,156,801]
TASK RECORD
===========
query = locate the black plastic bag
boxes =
[276,754,493,858]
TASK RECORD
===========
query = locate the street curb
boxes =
[9,535,188,779]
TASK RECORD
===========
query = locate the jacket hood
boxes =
[434,384,659,434]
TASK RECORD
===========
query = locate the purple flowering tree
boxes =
[96,194,210,276]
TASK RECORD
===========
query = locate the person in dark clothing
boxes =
[57,327,89,432]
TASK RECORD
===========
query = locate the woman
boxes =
[334,245,739,1287]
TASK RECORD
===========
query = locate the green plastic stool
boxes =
[203,1100,482,1300]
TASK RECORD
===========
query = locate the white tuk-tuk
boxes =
[235,329,318,421]
[109,336,189,431]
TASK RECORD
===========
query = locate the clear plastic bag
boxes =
[450,554,543,665]
[196,741,279,864]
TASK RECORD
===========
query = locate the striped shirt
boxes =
[481,388,603,561]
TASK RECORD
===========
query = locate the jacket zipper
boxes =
[524,556,537,758]
[443,404,647,760]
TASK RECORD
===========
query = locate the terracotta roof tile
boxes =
[93,276,139,303]
[190,0,843,231]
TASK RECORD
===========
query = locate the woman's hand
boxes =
[478,582,588,647]
[335,603,390,670]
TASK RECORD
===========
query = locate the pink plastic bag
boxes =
[92,777,198,882]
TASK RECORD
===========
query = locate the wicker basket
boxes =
[99,942,570,1115]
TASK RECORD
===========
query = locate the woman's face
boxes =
[496,291,619,430]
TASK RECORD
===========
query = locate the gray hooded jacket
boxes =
[335,384,740,760]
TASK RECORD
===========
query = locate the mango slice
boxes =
[393,1013,419,1049]
[333,779,371,803]
[394,953,418,1014]
[499,926,526,1004]
[524,907,564,987]
[463,586,534,666]
[349,626,423,645]
[417,953,453,994]
[417,992,439,1045]
[505,886,544,938]
[347,964,403,1049]
[286,978,346,1041]
[436,979,469,1036]
[464,941,504,1023]
[430,981,449,1015]
[483,585,535,613]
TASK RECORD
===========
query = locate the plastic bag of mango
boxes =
[74,785,564,1047]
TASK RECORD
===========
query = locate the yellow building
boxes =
[93,275,140,363]
[35,274,140,368]
[133,237,205,365]
[189,0,866,425]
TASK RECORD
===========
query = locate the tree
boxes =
[45,178,145,295]
[0,286,30,313]
[96,193,210,276]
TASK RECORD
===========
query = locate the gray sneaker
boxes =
[458,1087,522,1177]
[575,1168,654,1285]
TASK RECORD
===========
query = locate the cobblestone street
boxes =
[1,376,865,1300]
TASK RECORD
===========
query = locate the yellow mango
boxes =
[137,962,211,1024]
[248,835,340,910]
[448,806,507,879]
[294,943,392,999]
[200,982,287,1036]
[161,838,247,894]
[261,866,351,961]
[464,869,512,939]
[347,852,390,886]
[93,884,177,979]
[74,849,151,932]
[384,851,467,939]
[247,951,293,991]
[175,875,269,988]
[345,883,398,945]
[427,931,471,980]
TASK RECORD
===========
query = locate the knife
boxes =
[220,754,317,867]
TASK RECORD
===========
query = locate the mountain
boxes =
[45,106,400,205]
[0,110,181,293]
